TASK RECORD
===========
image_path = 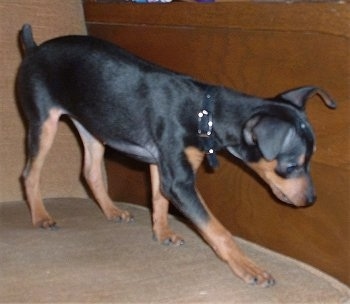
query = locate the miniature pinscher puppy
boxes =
[17,24,336,287]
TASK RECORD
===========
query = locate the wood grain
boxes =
[85,2,350,38]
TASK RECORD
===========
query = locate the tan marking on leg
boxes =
[73,120,132,222]
[199,212,274,287]
[150,164,184,245]
[249,159,309,206]
[184,146,204,172]
[23,109,62,228]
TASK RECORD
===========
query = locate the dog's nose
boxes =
[306,193,317,206]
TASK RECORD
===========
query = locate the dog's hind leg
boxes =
[150,164,184,246]
[72,120,133,222]
[23,109,62,228]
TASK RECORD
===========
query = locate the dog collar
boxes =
[198,87,219,168]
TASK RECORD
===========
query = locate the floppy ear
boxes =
[276,86,337,110]
[243,116,291,161]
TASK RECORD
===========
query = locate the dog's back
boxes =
[17,25,203,162]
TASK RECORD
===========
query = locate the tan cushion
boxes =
[0,0,87,202]
[1,198,349,302]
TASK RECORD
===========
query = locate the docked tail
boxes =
[19,24,37,56]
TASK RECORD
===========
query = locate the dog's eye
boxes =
[286,164,298,174]
[276,162,303,178]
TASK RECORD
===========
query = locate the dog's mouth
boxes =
[270,185,293,205]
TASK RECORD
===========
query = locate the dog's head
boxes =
[228,86,336,207]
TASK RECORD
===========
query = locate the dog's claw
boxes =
[247,274,275,288]
[114,216,122,223]
[106,207,133,223]
[162,237,185,246]
[123,213,134,223]
[162,238,172,246]
[177,239,185,246]
[48,223,59,231]
[153,232,185,246]
[113,213,134,223]
[249,277,259,285]
[267,278,276,287]
[35,218,57,230]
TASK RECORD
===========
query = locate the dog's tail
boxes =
[19,24,37,56]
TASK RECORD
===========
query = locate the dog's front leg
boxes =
[160,148,275,287]
[150,147,205,245]
[191,194,275,286]
[182,189,275,287]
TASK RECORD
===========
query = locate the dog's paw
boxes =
[229,255,275,288]
[153,228,185,246]
[33,217,57,230]
[105,206,134,223]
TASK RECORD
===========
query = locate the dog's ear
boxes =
[276,86,337,110]
[243,116,291,161]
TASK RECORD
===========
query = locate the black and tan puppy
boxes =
[17,24,336,287]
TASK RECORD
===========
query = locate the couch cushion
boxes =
[1,198,349,302]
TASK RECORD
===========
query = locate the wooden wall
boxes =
[84,2,350,285]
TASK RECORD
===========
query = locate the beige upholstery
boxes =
[0,0,87,202]
[1,198,350,302]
